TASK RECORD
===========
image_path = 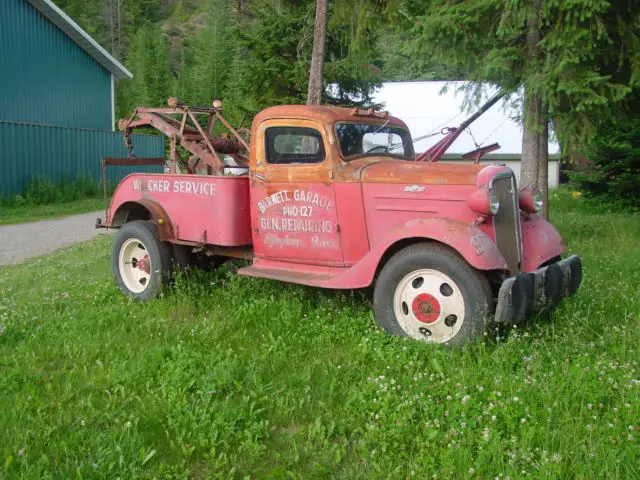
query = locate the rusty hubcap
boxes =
[412,293,441,323]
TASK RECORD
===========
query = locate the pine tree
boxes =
[183,0,236,106]
[399,0,640,217]
[147,25,172,105]
[124,26,152,108]
[118,25,173,116]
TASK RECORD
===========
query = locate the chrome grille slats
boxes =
[491,172,522,274]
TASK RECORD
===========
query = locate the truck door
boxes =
[250,119,343,265]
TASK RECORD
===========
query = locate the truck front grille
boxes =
[491,171,522,274]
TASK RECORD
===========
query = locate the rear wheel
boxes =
[374,243,493,346]
[112,220,172,301]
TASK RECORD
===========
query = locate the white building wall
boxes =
[370,81,561,157]
[441,159,561,188]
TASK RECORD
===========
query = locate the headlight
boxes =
[519,185,543,213]
[468,187,499,216]
[489,188,500,215]
[534,190,544,213]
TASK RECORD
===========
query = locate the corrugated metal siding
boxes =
[0,0,112,129]
[0,122,164,196]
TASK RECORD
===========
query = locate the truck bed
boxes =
[109,173,252,246]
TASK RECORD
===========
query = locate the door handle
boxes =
[252,173,269,183]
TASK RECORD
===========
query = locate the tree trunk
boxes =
[537,101,549,218]
[307,0,328,106]
[521,87,541,189]
[521,0,545,215]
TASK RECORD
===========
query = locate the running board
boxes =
[237,256,377,289]
[237,265,335,287]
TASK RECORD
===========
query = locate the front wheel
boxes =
[373,243,494,346]
[112,220,172,301]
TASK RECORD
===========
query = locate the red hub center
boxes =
[136,254,151,274]
[412,293,441,323]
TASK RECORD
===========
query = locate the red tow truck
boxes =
[97,97,581,346]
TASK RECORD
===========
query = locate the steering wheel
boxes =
[364,145,389,154]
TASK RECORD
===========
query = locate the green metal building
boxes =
[0,0,163,196]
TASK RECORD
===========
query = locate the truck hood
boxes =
[358,158,485,185]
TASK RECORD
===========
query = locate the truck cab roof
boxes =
[252,105,409,129]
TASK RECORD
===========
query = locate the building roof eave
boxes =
[438,152,562,161]
[25,0,132,80]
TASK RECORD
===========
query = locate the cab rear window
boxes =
[265,127,325,165]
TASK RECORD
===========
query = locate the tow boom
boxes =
[118,98,250,175]
[416,91,507,163]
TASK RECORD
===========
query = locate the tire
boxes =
[373,243,494,347]
[112,220,172,301]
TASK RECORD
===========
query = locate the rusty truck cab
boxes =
[248,105,421,267]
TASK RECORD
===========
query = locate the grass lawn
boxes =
[0,197,105,226]
[0,190,638,478]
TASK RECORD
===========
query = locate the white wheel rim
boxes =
[118,238,152,293]
[393,269,466,343]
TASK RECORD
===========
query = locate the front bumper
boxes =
[494,254,582,324]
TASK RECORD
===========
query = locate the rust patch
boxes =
[471,234,490,255]
[361,161,482,185]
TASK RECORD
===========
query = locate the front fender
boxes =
[521,213,565,271]
[384,217,508,270]
[335,217,508,289]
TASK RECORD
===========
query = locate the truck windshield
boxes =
[335,122,414,160]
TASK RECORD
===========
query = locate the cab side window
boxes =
[265,126,325,165]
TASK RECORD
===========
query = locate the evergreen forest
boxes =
[56,0,640,205]
[57,0,433,124]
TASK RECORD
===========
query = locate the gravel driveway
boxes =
[0,211,110,266]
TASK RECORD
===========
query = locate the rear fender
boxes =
[111,199,175,241]
[336,217,508,288]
